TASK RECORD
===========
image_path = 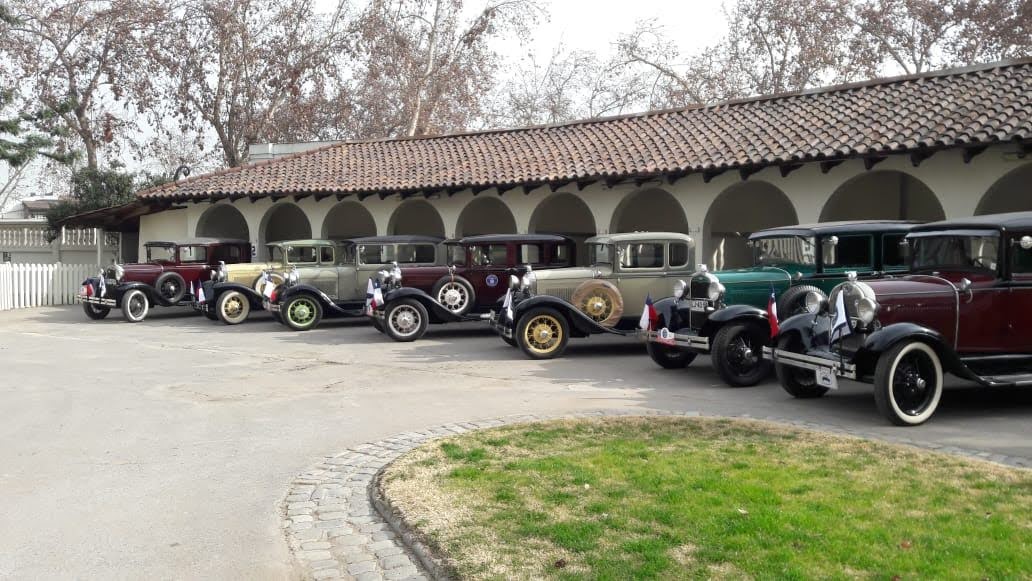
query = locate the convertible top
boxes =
[750,221,919,239]
[909,211,1032,234]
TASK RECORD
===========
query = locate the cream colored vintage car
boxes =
[491,232,696,359]
[196,239,343,323]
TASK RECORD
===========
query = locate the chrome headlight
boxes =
[673,279,687,300]
[857,297,879,324]
[509,274,519,289]
[378,269,390,281]
[521,270,537,294]
[113,263,125,282]
[804,290,825,314]
[707,281,725,302]
[216,262,227,282]
[391,263,402,282]
[286,269,300,285]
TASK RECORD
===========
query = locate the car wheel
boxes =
[217,290,250,325]
[121,289,150,323]
[282,294,323,331]
[516,307,570,359]
[433,276,476,316]
[203,310,218,321]
[774,334,828,398]
[646,341,696,369]
[776,285,825,318]
[82,302,110,320]
[252,273,284,294]
[501,334,517,347]
[384,299,429,342]
[712,322,772,387]
[571,280,623,327]
[155,272,187,304]
[874,341,943,426]
[370,317,385,333]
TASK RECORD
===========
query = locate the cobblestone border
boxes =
[281,409,1031,580]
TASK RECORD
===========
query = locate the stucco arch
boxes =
[610,188,689,234]
[259,203,312,250]
[321,201,377,239]
[529,193,598,264]
[704,181,798,269]
[976,162,1032,215]
[195,204,250,240]
[388,200,446,237]
[455,197,517,237]
[820,170,945,222]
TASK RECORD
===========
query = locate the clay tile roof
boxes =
[140,59,1032,201]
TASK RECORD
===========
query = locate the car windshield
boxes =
[589,243,612,266]
[751,236,816,268]
[911,234,1000,273]
[146,244,176,262]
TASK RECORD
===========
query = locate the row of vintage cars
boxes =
[77,211,1032,426]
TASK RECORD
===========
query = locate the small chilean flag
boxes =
[196,282,206,304]
[82,282,93,297]
[767,286,779,338]
[365,278,376,314]
[639,294,658,331]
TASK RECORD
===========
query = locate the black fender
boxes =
[774,311,831,351]
[210,281,264,308]
[115,281,166,306]
[511,294,622,337]
[703,304,771,338]
[652,297,680,330]
[277,284,356,317]
[382,287,464,323]
[855,323,974,381]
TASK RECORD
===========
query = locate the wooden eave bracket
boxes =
[778,163,803,178]
[863,156,887,170]
[909,150,934,167]
[820,160,843,174]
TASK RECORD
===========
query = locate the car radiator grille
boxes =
[540,287,575,303]
[689,280,711,329]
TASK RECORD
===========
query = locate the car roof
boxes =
[266,239,342,246]
[908,211,1032,234]
[348,235,444,244]
[456,233,573,244]
[145,237,249,246]
[587,232,695,244]
[750,220,921,239]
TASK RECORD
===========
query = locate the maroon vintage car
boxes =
[79,238,251,323]
[371,234,575,341]
[769,212,1032,426]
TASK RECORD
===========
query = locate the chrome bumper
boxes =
[640,328,710,352]
[764,347,858,380]
[78,294,117,307]
[489,310,514,339]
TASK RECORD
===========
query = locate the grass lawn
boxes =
[382,417,1032,580]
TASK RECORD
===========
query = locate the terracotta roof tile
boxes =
[140,59,1032,201]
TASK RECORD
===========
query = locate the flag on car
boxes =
[831,291,851,342]
[82,282,93,297]
[767,285,779,338]
[196,281,206,304]
[98,276,106,297]
[502,288,514,321]
[365,278,376,315]
[638,294,658,331]
[373,278,384,307]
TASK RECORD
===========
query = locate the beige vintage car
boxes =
[491,232,696,359]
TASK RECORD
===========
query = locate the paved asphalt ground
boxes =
[1,306,1030,579]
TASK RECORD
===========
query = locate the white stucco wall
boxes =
[137,144,1032,267]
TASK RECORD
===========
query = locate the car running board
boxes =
[981,374,1032,387]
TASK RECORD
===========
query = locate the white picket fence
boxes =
[0,262,100,311]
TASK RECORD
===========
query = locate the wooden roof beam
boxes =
[702,169,726,183]
[497,184,518,196]
[739,166,762,181]
[335,192,352,201]
[779,163,803,178]
[820,160,843,174]
[863,156,887,170]
[910,150,934,167]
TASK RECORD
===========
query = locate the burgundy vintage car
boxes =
[79,238,251,323]
[768,212,1032,426]
[371,234,575,341]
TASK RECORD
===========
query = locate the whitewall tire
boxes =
[874,341,943,426]
[217,291,250,325]
[121,289,150,323]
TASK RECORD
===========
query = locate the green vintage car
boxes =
[643,221,918,386]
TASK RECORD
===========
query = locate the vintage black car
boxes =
[643,221,916,386]
[768,212,1032,426]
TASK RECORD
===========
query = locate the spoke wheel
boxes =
[875,341,943,426]
[384,299,428,342]
[283,295,322,331]
[516,308,569,359]
[580,293,614,322]
[712,322,772,387]
[437,282,470,313]
[217,291,250,325]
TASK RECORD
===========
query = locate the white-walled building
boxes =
[73,60,1032,269]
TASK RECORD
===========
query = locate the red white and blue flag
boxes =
[639,293,658,331]
[767,286,779,338]
[365,278,377,315]
[195,281,207,303]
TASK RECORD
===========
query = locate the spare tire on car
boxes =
[776,285,825,318]
[155,272,187,304]
[571,280,623,327]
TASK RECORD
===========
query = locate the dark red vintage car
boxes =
[371,234,575,341]
[769,212,1032,425]
[78,238,251,323]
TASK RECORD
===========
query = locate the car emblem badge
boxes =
[486,274,499,287]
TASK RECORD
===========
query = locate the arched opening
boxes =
[820,170,944,222]
[259,203,312,258]
[704,182,798,269]
[610,188,689,234]
[322,201,377,240]
[455,197,517,237]
[195,204,249,240]
[387,200,445,237]
[976,162,1032,215]
[529,193,597,265]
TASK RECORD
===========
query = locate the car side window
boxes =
[448,245,467,266]
[620,243,664,269]
[319,246,334,264]
[669,242,690,268]
[179,245,208,263]
[395,244,436,264]
[288,246,319,263]
[1012,237,1032,276]
[823,235,872,270]
[882,234,907,270]
[472,245,507,266]
[519,244,543,265]
[359,244,393,264]
[550,245,571,266]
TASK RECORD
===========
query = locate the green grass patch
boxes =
[383,417,1032,580]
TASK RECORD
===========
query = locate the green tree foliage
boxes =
[44,167,167,238]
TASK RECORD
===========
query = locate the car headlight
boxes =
[804,290,825,314]
[673,279,687,300]
[509,274,519,289]
[287,269,299,285]
[113,264,125,282]
[391,264,402,282]
[217,263,227,282]
[707,281,725,301]
[857,297,879,324]
[521,270,537,294]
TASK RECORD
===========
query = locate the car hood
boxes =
[533,265,611,284]
[865,275,957,299]
[707,267,794,285]
[227,261,274,272]
[116,262,165,275]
